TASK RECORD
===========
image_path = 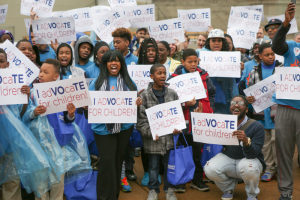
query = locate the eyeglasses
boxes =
[230,101,245,106]
[266,25,279,31]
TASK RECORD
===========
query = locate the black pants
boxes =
[179,134,204,184]
[94,127,133,200]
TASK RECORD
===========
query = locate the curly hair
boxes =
[138,37,159,64]
[204,37,229,51]
[112,27,132,43]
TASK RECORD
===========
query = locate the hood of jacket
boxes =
[74,36,94,65]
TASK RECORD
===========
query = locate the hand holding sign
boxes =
[246,96,256,104]
[67,103,76,118]
[34,105,47,116]
[21,85,31,96]
[232,130,248,145]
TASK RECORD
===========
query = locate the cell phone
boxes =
[291,0,296,4]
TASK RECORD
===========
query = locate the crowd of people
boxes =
[0,2,300,200]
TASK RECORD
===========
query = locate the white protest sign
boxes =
[199,51,241,78]
[192,112,238,145]
[0,4,8,24]
[0,68,28,105]
[33,77,91,115]
[20,0,55,17]
[167,72,206,103]
[267,15,298,35]
[177,8,211,32]
[108,0,137,7]
[125,4,155,28]
[148,18,185,44]
[227,7,262,49]
[93,10,130,43]
[88,91,137,123]
[0,40,40,85]
[233,5,264,19]
[51,11,64,18]
[24,18,31,35]
[127,65,152,91]
[32,17,76,44]
[275,67,300,100]
[243,75,276,113]
[91,5,111,16]
[146,100,186,140]
[64,7,93,32]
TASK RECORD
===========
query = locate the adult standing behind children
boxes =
[271,2,300,200]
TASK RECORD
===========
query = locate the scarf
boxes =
[100,74,128,134]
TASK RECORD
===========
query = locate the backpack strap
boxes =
[239,119,256,131]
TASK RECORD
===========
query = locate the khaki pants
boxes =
[35,174,64,200]
[262,129,277,174]
[2,179,22,200]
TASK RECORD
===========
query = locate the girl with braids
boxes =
[89,50,142,200]
[138,37,159,64]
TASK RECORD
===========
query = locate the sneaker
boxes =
[141,172,149,186]
[190,181,210,192]
[221,191,233,200]
[121,177,132,192]
[173,185,186,193]
[166,188,177,200]
[279,194,293,200]
[126,170,137,181]
[147,190,158,200]
[261,172,273,182]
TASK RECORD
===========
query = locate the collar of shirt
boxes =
[237,115,248,130]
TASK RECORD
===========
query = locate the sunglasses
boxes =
[266,25,279,31]
[230,101,245,106]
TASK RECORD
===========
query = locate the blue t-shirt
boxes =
[75,60,94,78]
[125,52,138,66]
[85,63,100,79]
[272,41,300,109]
[39,45,56,62]
[89,78,134,135]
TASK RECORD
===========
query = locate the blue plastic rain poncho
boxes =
[0,105,52,197]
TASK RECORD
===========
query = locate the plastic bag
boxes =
[0,105,51,197]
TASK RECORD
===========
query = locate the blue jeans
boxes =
[148,152,171,193]
[204,153,263,198]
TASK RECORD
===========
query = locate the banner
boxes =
[64,7,93,32]
[167,72,207,102]
[125,4,155,28]
[146,100,186,140]
[20,0,55,17]
[108,0,137,7]
[275,67,300,100]
[267,15,298,35]
[90,5,111,16]
[93,10,130,43]
[177,8,211,32]
[227,7,262,49]
[148,18,185,44]
[0,40,40,85]
[0,68,28,105]
[33,77,91,115]
[32,17,76,44]
[127,65,152,91]
[243,75,276,113]
[0,4,8,24]
[192,112,238,145]
[199,51,241,78]
[88,91,137,123]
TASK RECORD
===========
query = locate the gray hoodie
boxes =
[74,36,94,65]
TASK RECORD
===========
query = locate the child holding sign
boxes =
[169,48,215,192]
[243,43,282,182]
[89,50,141,200]
[137,63,180,200]
[23,59,91,200]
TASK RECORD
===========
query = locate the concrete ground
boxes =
[120,153,300,200]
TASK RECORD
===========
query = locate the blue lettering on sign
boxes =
[48,22,57,29]
[230,57,237,62]
[156,111,163,119]
[253,14,260,21]
[83,12,90,18]
[143,71,150,77]
[188,13,196,19]
[159,24,168,31]
[201,12,209,18]
[175,81,184,88]
[133,9,141,16]
[236,29,245,35]
[104,20,110,26]
[206,119,217,127]
[45,0,53,6]
[190,77,198,84]
[73,14,79,19]
[259,86,268,93]
[146,8,154,14]
[214,57,222,62]
[12,57,21,66]
[113,12,120,18]
[293,74,300,81]
[173,22,182,29]
[240,12,248,18]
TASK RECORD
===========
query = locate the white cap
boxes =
[208,29,225,39]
